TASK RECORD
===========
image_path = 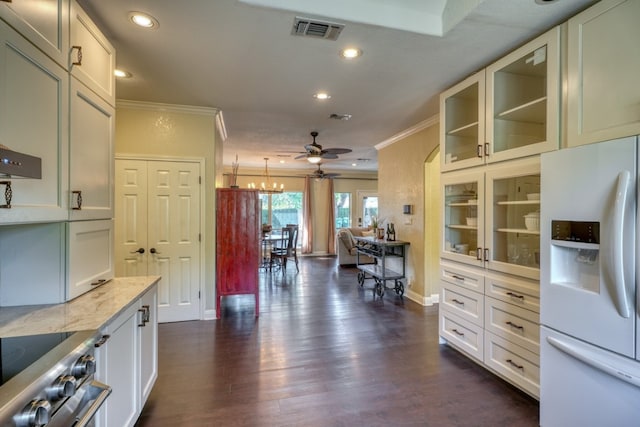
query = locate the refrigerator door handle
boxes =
[607,171,632,318]
[547,336,640,389]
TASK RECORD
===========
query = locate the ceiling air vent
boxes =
[292,16,344,41]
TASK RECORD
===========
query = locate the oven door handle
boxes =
[74,380,112,427]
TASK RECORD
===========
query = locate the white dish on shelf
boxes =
[466,217,478,227]
[467,199,477,205]
[526,193,540,201]
[524,212,540,231]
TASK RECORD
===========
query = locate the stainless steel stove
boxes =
[0,330,111,427]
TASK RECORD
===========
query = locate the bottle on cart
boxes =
[386,223,396,241]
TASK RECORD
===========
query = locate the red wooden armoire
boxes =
[215,188,260,317]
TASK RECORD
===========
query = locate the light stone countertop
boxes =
[0,276,161,338]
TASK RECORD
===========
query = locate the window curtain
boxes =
[302,176,313,253]
[327,178,336,255]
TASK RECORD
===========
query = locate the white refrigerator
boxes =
[540,136,640,426]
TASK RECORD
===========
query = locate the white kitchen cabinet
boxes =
[70,0,115,106]
[441,157,540,281]
[440,27,560,172]
[69,78,114,220]
[66,219,114,300]
[95,284,158,427]
[0,0,69,69]
[566,0,640,147]
[139,286,158,406]
[0,19,69,224]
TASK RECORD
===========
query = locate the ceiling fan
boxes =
[307,164,340,180]
[295,131,352,163]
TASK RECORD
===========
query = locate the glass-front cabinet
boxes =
[441,26,559,173]
[442,169,484,267]
[485,26,559,164]
[442,157,540,280]
[440,71,485,172]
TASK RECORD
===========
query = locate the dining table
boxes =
[260,232,284,270]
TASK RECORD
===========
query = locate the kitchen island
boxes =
[0,276,160,337]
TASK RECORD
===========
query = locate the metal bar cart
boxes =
[354,236,410,298]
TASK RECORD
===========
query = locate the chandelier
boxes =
[249,158,283,193]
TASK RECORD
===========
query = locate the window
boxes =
[260,192,303,229]
[335,192,351,229]
[362,195,378,227]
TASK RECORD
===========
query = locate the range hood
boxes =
[0,146,41,179]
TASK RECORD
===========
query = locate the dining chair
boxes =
[270,225,299,273]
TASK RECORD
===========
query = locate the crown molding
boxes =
[116,99,219,116]
[375,113,439,151]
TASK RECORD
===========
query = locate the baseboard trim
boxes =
[203,309,216,320]
[406,290,440,306]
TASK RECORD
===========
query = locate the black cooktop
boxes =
[0,332,74,386]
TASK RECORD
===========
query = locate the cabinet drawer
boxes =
[485,297,540,354]
[441,283,483,327]
[440,261,484,294]
[439,309,484,363]
[484,331,539,398]
[485,272,539,313]
[67,219,114,300]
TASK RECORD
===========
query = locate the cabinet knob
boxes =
[130,247,145,254]
[150,248,160,254]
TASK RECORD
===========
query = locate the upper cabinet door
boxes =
[0,20,69,224]
[0,0,70,69]
[440,71,486,172]
[566,0,640,147]
[69,78,114,220]
[70,0,115,106]
[485,26,560,163]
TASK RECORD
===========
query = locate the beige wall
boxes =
[114,101,219,317]
[377,120,439,303]
[224,166,377,254]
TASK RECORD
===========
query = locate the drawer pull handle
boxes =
[476,144,482,158]
[72,190,82,210]
[451,328,464,336]
[72,45,83,66]
[451,274,465,281]
[506,321,524,330]
[506,359,524,371]
[94,334,111,348]
[451,298,465,306]
[0,181,12,208]
[506,292,525,301]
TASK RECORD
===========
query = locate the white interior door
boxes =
[115,158,201,323]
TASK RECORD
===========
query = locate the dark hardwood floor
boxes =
[135,257,539,426]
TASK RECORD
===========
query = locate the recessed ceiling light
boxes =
[314,92,331,100]
[534,0,560,4]
[340,48,362,59]
[352,163,357,167]
[129,12,159,29]
[114,69,132,78]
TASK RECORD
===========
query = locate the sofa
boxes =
[336,227,376,266]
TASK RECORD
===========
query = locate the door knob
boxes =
[130,248,145,254]
[150,248,160,254]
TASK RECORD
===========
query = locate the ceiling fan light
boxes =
[307,155,322,164]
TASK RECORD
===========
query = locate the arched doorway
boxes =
[423,147,441,302]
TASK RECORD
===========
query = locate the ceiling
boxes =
[77,0,595,172]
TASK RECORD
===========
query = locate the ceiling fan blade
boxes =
[323,148,352,155]
[320,153,339,159]
[294,153,309,160]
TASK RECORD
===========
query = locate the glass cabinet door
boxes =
[440,71,485,172]
[485,157,540,280]
[485,26,560,164]
[441,169,484,267]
